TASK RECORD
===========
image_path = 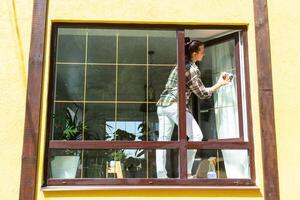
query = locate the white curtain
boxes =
[210,40,250,178]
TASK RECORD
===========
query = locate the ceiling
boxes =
[185,29,239,41]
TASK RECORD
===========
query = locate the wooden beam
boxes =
[19,0,48,200]
[253,0,280,199]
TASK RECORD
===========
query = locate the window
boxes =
[45,24,254,186]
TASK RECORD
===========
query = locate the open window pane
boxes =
[191,38,241,140]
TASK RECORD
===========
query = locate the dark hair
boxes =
[185,37,204,60]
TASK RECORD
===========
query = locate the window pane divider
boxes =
[54,100,159,103]
[177,30,187,179]
[49,140,249,150]
[56,62,176,67]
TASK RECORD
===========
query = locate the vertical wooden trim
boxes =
[19,0,48,200]
[44,24,58,185]
[177,30,187,179]
[253,0,280,199]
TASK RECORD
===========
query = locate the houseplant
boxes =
[51,106,86,178]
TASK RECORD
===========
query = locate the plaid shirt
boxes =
[157,61,212,111]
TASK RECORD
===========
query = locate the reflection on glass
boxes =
[84,103,115,140]
[86,65,116,101]
[57,34,85,63]
[187,149,250,179]
[83,149,114,178]
[117,66,146,101]
[114,103,145,141]
[52,103,84,140]
[49,149,82,179]
[55,64,84,101]
[83,149,179,179]
[52,28,178,142]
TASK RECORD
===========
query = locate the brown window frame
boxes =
[44,23,255,187]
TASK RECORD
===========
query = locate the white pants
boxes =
[156,103,203,178]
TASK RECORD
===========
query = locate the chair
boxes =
[106,161,123,178]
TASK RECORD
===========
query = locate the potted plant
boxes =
[51,106,86,179]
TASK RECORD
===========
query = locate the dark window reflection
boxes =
[148,36,176,64]
[118,36,147,64]
[86,65,116,101]
[87,35,116,63]
[117,66,146,101]
[55,64,84,101]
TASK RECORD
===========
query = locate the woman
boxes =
[156,38,232,178]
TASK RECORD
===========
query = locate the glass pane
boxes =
[51,28,178,143]
[51,103,84,140]
[86,65,116,101]
[81,149,179,179]
[49,149,82,179]
[87,34,116,63]
[83,149,114,178]
[118,32,147,64]
[57,29,86,62]
[117,65,146,101]
[55,64,84,101]
[84,103,115,140]
[113,103,145,141]
[148,32,177,64]
[187,149,250,179]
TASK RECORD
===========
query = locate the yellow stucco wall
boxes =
[1,0,299,199]
[0,0,33,199]
[268,1,300,200]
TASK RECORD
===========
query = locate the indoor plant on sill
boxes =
[51,107,86,179]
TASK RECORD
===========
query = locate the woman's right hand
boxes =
[217,72,232,86]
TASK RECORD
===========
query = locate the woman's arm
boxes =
[186,66,231,98]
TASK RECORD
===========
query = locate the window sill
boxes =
[42,185,260,191]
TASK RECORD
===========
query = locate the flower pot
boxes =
[51,156,80,178]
